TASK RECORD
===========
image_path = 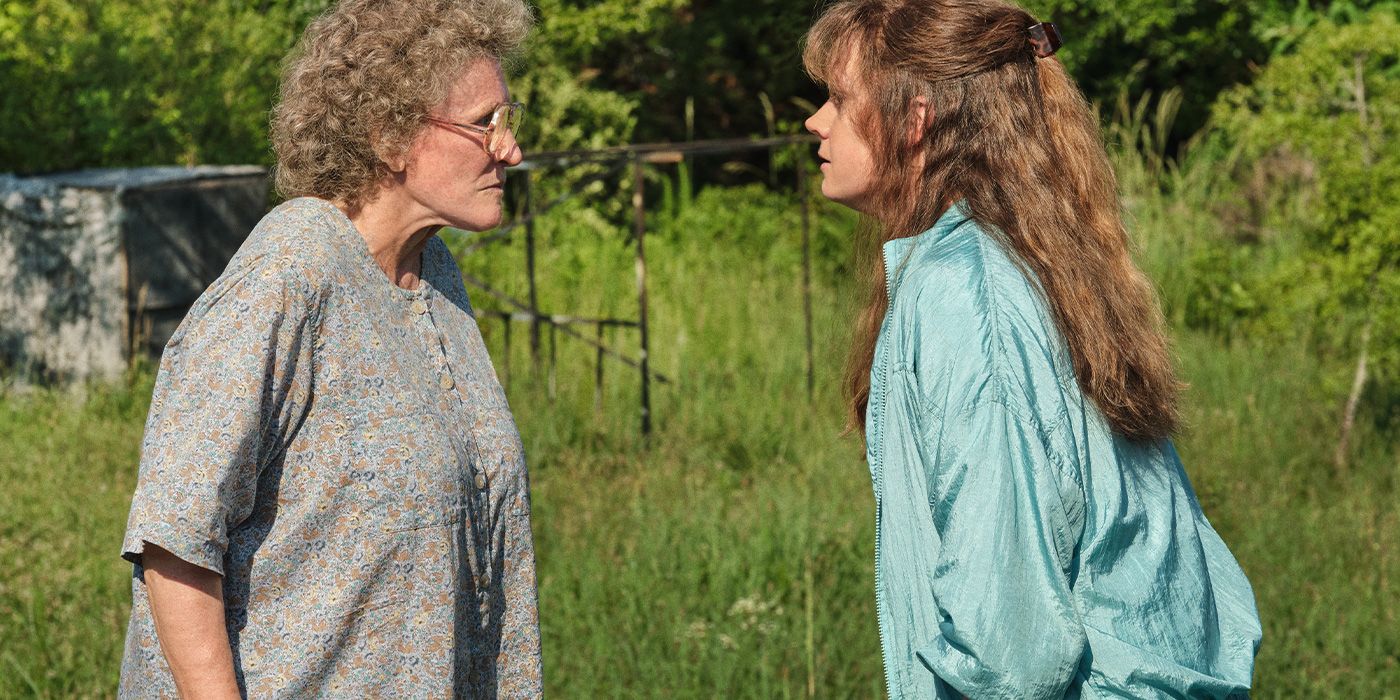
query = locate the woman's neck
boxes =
[337,190,440,290]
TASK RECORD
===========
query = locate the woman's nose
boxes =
[805,102,832,138]
[502,142,524,166]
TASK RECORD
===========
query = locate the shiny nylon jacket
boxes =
[864,204,1262,698]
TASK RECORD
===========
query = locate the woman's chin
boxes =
[449,207,504,233]
[822,187,869,215]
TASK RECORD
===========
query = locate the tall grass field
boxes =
[1,157,1396,697]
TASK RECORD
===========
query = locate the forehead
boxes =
[824,45,864,95]
[439,57,508,113]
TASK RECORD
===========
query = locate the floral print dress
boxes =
[119,197,542,698]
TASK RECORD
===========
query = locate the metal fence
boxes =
[456,134,819,436]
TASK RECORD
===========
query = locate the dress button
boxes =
[440,374,455,390]
[474,473,487,490]
[411,299,428,315]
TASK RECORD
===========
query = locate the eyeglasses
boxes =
[426,102,525,159]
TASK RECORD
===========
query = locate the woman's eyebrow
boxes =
[462,102,494,120]
[464,93,510,120]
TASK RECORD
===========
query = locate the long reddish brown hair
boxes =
[804,0,1181,441]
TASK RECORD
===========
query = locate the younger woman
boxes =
[802,0,1262,697]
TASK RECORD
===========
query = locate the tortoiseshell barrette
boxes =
[1028,22,1063,58]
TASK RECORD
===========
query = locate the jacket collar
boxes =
[881,201,972,295]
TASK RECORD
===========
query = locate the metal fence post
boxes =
[632,154,652,437]
[594,321,606,416]
[548,320,558,400]
[469,137,817,432]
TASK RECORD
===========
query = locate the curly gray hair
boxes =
[271,0,533,208]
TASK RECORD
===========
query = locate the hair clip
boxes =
[1028,22,1063,58]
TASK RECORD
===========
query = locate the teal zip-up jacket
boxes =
[866,204,1261,699]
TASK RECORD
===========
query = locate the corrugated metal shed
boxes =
[1,166,268,384]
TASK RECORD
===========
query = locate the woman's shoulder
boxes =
[218,197,354,289]
[239,197,348,264]
[183,198,345,323]
[892,218,1073,396]
[896,220,1054,339]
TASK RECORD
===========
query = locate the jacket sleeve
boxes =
[914,395,1087,699]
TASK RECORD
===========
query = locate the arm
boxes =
[916,397,1087,698]
[121,258,317,690]
[493,486,544,697]
[142,544,242,700]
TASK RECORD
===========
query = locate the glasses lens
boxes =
[487,103,524,157]
[505,103,524,134]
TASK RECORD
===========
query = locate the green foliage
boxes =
[523,0,1274,146]
[1021,0,1265,141]
[1252,0,1400,57]
[1212,8,1400,373]
[0,376,151,696]
[10,0,1397,173]
[0,0,317,173]
[512,62,639,152]
[1015,0,1399,141]
[523,0,816,144]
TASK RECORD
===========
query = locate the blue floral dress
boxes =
[119,197,542,698]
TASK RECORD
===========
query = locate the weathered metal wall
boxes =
[0,166,267,384]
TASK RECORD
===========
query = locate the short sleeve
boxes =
[121,256,319,575]
[494,484,543,696]
[914,397,1088,698]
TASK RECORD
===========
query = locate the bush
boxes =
[1211,7,1400,376]
[0,0,316,173]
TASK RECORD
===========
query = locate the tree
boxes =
[1212,8,1400,468]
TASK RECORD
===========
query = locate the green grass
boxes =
[0,377,150,697]
[1,182,1396,697]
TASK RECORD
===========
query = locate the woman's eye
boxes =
[472,114,493,128]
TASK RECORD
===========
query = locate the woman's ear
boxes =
[372,130,408,173]
[908,96,932,146]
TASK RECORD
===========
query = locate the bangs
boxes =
[802,6,870,89]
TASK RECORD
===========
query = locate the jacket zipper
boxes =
[873,243,899,697]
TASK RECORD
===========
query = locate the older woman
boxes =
[117,0,540,697]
